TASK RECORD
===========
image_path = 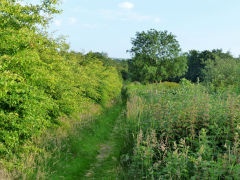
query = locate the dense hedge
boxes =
[0,1,122,157]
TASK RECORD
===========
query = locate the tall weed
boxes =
[122,82,240,179]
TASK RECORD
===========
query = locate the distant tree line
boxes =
[122,29,240,92]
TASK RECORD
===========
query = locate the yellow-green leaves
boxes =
[0,0,122,161]
[0,0,61,30]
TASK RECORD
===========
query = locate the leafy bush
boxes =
[203,57,240,93]
[0,0,122,160]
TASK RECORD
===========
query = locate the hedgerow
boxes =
[0,0,122,160]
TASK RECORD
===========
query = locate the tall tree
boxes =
[128,29,187,83]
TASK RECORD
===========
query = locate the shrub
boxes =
[0,23,122,159]
[203,57,240,93]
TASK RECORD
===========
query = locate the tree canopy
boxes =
[0,0,61,30]
[128,29,187,83]
[185,49,234,82]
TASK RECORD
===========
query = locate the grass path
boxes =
[84,109,125,179]
[47,103,124,180]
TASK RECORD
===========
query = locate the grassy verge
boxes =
[31,103,123,179]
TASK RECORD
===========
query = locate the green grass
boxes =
[27,103,123,180]
[88,110,127,180]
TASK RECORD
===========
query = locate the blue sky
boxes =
[49,0,240,58]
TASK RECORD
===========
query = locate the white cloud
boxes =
[118,2,134,9]
[69,17,77,24]
[54,20,62,27]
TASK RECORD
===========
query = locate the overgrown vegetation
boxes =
[0,0,122,175]
[120,31,240,179]
[1,0,240,179]
[121,82,240,179]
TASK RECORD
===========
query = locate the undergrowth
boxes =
[121,81,240,179]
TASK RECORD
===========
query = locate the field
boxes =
[120,81,240,179]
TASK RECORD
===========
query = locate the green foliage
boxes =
[179,78,192,86]
[185,49,234,82]
[0,0,60,30]
[121,83,240,179]
[128,29,188,83]
[0,0,122,161]
[77,60,122,105]
[84,52,129,81]
[203,57,240,92]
